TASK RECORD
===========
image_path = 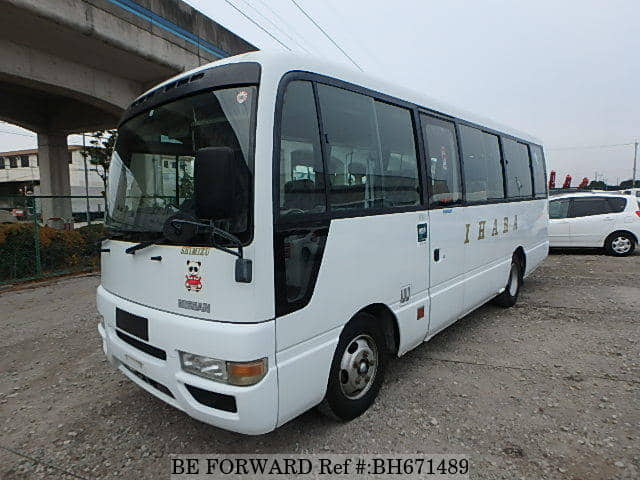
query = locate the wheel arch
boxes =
[353,303,400,356]
[513,246,527,278]
[605,230,638,246]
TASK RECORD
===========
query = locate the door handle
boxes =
[434,248,440,262]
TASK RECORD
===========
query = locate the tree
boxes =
[80,130,117,194]
[619,179,640,189]
[178,162,194,200]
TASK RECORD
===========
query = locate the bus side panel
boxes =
[523,199,549,277]
[275,212,430,425]
[461,204,516,311]
[462,200,547,311]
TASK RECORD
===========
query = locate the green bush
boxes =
[0,223,104,282]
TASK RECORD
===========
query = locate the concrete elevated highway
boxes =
[0,0,254,224]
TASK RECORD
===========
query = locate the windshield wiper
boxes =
[124,236,165,255]
[121,215,252,283]
[122,217,241,257]
[121,218,241,258]
[169,218,244,258]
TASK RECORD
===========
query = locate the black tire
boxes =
[318,313,385,421]
[604,232,636,257]
[494,259,521,308]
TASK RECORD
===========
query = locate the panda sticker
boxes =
[185,260,203,292]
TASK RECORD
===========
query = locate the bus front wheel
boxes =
[318,313,385,421]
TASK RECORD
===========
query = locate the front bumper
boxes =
[96,286,278,435]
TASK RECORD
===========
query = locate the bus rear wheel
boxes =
[318,313,385,421]
[494,260,521,308]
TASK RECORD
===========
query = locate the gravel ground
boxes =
[1,251,638,479]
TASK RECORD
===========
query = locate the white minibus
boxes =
[97,51,549,434]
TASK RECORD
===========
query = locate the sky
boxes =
[2,0,638,185]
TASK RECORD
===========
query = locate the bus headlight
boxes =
[179,352,267,386]
[180,352,228,382]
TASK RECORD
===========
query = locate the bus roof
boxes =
[139,51,543,146]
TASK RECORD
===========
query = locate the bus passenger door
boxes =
[427,207,466,334]
[420,114,465,336]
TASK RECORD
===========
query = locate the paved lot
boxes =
[1,252,638,479]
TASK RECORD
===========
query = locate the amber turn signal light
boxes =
[227,358,268,386]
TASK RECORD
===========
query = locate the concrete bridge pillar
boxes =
[37,133,73,228]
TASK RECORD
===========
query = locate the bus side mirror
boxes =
[194,147,245,220]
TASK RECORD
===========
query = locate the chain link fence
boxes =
[0,195,105,285]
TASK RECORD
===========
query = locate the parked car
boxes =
[620,187,640,199]
[548,193,640,256]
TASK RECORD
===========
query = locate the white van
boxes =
[549,192,640,255]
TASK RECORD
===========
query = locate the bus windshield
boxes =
[106,86,257,244]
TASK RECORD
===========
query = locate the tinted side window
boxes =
[570,197,608,217]
[318,84,380,211]
[317,85,420,211]
[606,197,626,213]
[375,101,420,208]
[422,115,462,207]
[503,138,533,198]
[459,125,504,202]
[276,80,329,316]
[276,224,328,315]
[530,144,547,198]
[549,199,569,219]
[278,81,325,215]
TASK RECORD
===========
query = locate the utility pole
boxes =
[82,133,91,225]
[633,141,638,188]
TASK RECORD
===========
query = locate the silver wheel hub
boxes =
[339,334,378,400]
[612,236,631,254]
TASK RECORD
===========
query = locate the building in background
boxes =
[0,145,104,216]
